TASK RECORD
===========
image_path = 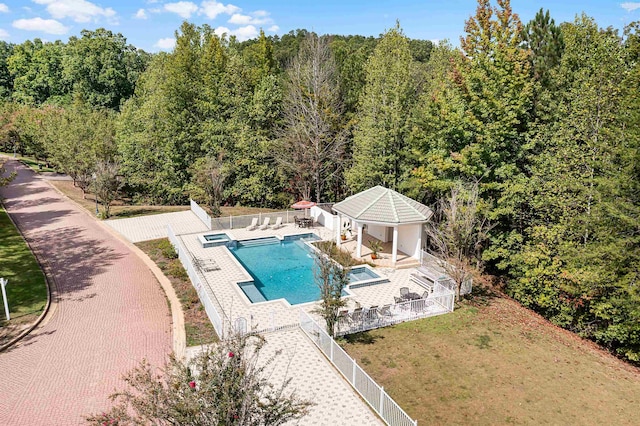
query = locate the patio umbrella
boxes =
[291,200,316,217]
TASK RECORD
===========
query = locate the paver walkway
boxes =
[0,160,172,425]
[105,210,209,243]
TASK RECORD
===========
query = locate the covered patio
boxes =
[333,186,433,267]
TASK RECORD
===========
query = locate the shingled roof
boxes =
[333,186,433,224]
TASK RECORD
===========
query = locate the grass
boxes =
[341,293,640,425]
[135,238,218,346]
[0,152,56,173]
[0,206,48,344]
[50,179,282,220]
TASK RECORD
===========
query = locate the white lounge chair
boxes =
[272,217,283,229]
[246,217,258,230]
[258,217,270,230]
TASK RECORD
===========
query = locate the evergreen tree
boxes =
[347,23,416,192]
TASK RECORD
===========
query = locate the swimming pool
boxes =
[198,232,231,248]
[230,235,387,305]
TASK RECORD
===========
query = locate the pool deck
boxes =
[106,215,438,425]
[176,223,431,333]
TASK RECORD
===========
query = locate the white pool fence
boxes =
[335,283,455,336]
[300,310,418,426]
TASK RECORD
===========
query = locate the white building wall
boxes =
[397,224,422,259]
[367,224,389,242]
[310,206,338,231]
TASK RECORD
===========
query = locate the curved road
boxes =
[0,160,171,425]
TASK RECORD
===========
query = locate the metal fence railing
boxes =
[420,250,473,295]
[190,199,212,229]
[335,283,455,336]
[299,310,418,426]
[167,224,228,338]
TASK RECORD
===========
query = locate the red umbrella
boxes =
[291,200,317,209]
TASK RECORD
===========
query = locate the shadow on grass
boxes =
[342,331,385,345]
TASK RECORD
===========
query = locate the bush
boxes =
[156,239,178,259]
[165,259,188,280]
[86,332,312,425]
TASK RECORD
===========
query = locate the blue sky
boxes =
[0,1,639,52]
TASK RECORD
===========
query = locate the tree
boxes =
[347,23,417,192]
[87,332,312,425]
[0,158,16,187]
[277,33,346,203]
[425,184,491,301]
[521,8,564,87]
[63,29,147,110]
[93,160,123,218]
[188,155,227,217]
[313,248,349,337]
[0,41,14,99]
[507,16,640,363]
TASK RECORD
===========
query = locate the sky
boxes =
[0,0,639,52]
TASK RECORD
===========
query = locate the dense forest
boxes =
[0,0,638,364]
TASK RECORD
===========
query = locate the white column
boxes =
[356,222,363,258]
[416,228,422,262]
[392,226,398,265]
[336,214,342,246]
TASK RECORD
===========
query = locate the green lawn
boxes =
[341,296,640,425]
[0,206,48,342]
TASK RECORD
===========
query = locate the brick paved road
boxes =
[0,160,171,425]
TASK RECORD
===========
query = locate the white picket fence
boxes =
[167,224,228,338]
[335,283,455,336]
[299,310,418,426]
[420,250,473,296]
[190,199,212,229]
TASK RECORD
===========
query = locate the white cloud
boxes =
[0,29,8,39]
[0,4,8,13]
[215,24,257,41]
[155,37,176,50]
[33,0,116,23]
[621,2,640,12]
[134,9,147,19]
[267,25,279,32]
[200,0,239,19]
[164,1,198,19]
[12,17,69,34]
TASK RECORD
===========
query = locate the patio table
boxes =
[403,292,422,301]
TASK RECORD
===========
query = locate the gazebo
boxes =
[332,186,434,265]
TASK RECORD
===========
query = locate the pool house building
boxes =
[333,186,434,266]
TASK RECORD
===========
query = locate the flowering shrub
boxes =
[86,333,311,425]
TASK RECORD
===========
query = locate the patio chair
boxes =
[293,215,300,227]
[272,217,284,229]
[350,308,363,323]
[379,304,393,320]
[394,296,403,304]
[258,217,270,230]
[246,217,258,230]
[421,291,429,299]
[400,287,410,297]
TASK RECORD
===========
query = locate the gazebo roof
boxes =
[333,186,433,224]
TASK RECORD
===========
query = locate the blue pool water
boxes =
[230,236,320,305]
[204,233,230,241]
[230,235,386,305]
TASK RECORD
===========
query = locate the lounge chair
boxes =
[258,217,270,230]
[272,217,283,229]
[246,217,258,230]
